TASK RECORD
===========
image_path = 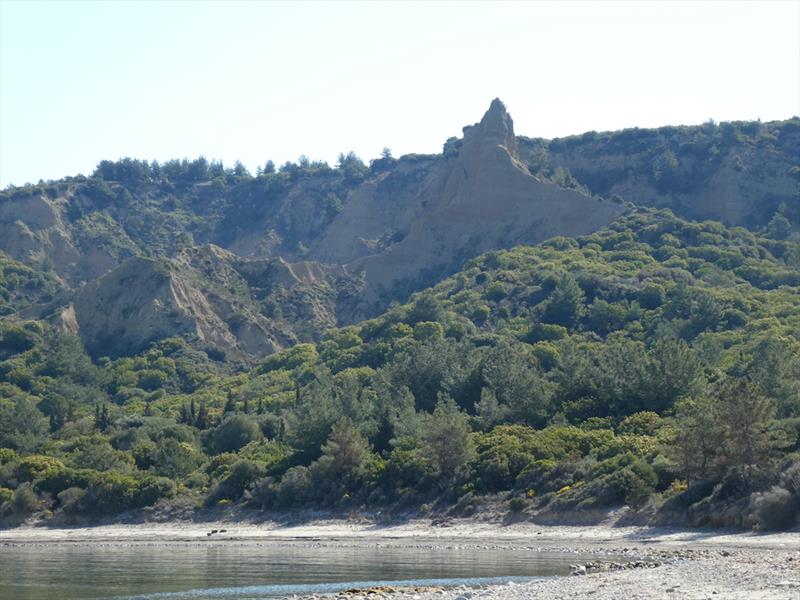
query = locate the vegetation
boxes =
[1,209,798,529]
[522,116,799,227]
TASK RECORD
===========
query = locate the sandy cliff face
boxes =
[525,121,799,227]
[320,99,622,316]
[0,194,135,284]
[67,246,362,358]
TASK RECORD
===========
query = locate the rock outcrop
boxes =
[320,99,622,316]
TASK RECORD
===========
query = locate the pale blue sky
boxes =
[1,0,798,187]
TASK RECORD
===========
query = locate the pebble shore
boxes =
[282,547,800,600]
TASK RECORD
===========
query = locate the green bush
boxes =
[276,466,313,507]
[12,483,39,515]
[135,476,177,507]
[15,455,65,482]
[153,439,202,478]
[0,487,14,505]
[751,486,799,530]
[206,415,262,454]
[618,412,662,436]
[508,496,528,512]
[56,487,86,513]
[81,472,139,515]
[207,459,264,504]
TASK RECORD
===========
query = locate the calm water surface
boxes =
[0,542,590,600]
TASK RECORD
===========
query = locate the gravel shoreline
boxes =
[285,547,800,600]
[2,519,798,599]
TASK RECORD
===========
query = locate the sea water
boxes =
[0,542,592,599]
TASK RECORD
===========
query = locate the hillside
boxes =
[1,100,796,359]
[520,116,799,226]
[1,209,798,528]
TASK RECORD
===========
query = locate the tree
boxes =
[223,391,236,414]
[714,379,777,468]
[207,415,262,454]
[38,392,69,433]
[420,395,474,482]
[386,337,479,412]
[0,396,48,452]
[310,417,371,499]
[669,396,723,481]
[94,403,111,431]
[653,149,679,187]
[541,272,585,328]
[737,337,800,418]
[473,388,507,431]
[481,343,552,426]
[153,438,201,478]
[232,160,251,178]
[319,417,369,474]
[337,151,368,182]
[195,402,210,430]
[644,337,703,413]
[443,136,460,157]
[767,211,791,240]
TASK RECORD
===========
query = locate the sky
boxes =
[1,0,799,187]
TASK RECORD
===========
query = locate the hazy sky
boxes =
[1,0,798,187]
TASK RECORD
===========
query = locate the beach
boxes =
[2,518,798,599]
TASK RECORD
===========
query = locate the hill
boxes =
[1,209,798,528]
[1,100,796,360]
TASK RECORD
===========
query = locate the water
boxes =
[0,542,591,600]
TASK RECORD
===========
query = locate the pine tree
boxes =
[714,379,777,467]
[224,390,236,413]
[95,404,111,430]
[195,402,210,430]
[541,272,585,328]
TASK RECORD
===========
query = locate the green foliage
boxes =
[309,417,372,500]
[12,483,39,515]
[152,439,202,478]
[420,395,474,482]
[207,459,265,503]
[206,415,262,455]
[0,396,48,452]
[541,272,585,328]
[0,209,797,526]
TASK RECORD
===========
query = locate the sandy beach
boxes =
[2,518,799,599]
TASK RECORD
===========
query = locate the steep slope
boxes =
[328,100,622,316]
[0,101,796,360]
[64,245,363,359]
[518,118,799,226]
[0,192,136,284]
[0,251,63,317]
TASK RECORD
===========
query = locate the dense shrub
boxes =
[206,415,262,454]
[0,207,797,528]
[751,487,799,530]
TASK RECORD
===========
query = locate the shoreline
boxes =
[1,518,798,549]
[2,519,798,599]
